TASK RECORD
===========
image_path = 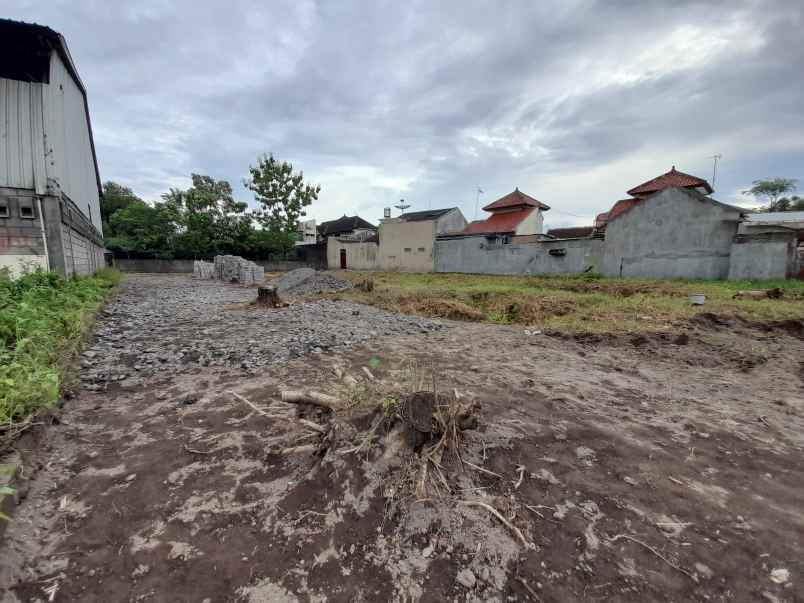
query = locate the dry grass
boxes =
[320,270,804,333]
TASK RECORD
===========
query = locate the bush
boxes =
[0,269,120,428]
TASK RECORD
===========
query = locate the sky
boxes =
[5,0,804,230]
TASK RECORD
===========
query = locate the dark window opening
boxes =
[417,247,426,252]
[20,204,35,219]
[548,248,566,257]
[0,203,8,218]
[404,247,412,253]
[0,49,51,83]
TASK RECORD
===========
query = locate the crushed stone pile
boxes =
[79,275,443,387]
[272,268,352,295]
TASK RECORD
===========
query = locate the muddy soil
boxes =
[1,274,803,602]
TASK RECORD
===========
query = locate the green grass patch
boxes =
[0,268,121,429]
[327,271,804,333]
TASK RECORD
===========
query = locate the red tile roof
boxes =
[461,207,535,235]
[627,166,713,197]
[482,188,550,212]
[595,198,642,229]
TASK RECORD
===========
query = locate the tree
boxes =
[105,202,179,259]
[244,154,320,252]
[163,174,253,258]
[743,178,799,212]
[772,195,804,212]
[101,181,145,236]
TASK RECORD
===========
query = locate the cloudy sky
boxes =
[7,0,804,229]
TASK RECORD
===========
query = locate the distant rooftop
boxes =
[482,189,550,212]
[398,208,457,222]
[745,211,804,223]
[627,166,713,197]
[318,215,376,236]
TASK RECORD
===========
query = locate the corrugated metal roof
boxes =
[546,226,595,239]
[398,208,457,222]
[318,215,376,236]
[745,211,804,223]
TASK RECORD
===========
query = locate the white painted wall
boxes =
[514,209,544,236]
[44,52,102,233]
[0,254,48,277]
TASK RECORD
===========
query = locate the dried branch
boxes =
[459,500,533,549]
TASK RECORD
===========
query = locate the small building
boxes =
[379,208,466,272]
[0,19,104,277]
[595,166,713,232]
[461,189,550,242]
[601,187,747,279]
[323,215,378,270]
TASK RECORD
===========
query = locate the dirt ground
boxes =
[1,274,803,602]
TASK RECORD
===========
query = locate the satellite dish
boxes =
[394,199,411,212]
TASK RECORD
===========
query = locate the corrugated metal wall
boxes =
[0,78,46,192]
[45,53,102,233]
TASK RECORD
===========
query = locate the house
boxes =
[601,187,748,279]
[379,208,466,272]
[295,219,318,246]
[0,19,104,277]
[595,167,713,232]
[323,215,378,269]
[461,189,550,242]
[731,211,804,279]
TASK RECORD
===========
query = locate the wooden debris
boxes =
[280,390,343,410]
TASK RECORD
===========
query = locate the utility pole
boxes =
[710,154,722,191]
[474,187,484,220]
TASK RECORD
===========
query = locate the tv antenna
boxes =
[710,154,722,191]
[394,199,410,214]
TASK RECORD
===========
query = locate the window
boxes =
[417,247,426,252]
[0,203,8,218]
[19,203,35,219]
[404,247,412,253]
[549,248,567,257]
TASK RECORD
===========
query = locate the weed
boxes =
[0,269,120,433]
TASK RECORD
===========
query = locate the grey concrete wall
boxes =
[435,209,468,234]
[601,188,743,279]
[435,236,603,275]
[728,233,799,280]
[117,258,310,273]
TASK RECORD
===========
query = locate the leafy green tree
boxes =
[105,202,179,259]
[244,154,320,252]
[771,195,804,212]
[743,178,799,211]
[101,181,145,236]
[162,174,253,258]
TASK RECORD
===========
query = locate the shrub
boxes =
[0,269,119,428]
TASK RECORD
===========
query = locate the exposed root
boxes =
[459,500,533,549]
[608,533,697,582]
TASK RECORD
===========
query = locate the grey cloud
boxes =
[6,0,804,221]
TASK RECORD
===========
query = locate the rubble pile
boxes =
[193,255,264,285]
[272,268,352,295]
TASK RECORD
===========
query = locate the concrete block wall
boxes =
[728,233,800,280]
[434,236,603,275]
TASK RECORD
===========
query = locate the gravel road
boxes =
[81,274,444,389]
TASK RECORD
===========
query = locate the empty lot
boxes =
[1,273,802,602]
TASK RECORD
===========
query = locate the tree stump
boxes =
[400,391,435,450]
[257,285,282,307]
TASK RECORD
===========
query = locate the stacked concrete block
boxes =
[193,260,215,279]
[210,255,265,285]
